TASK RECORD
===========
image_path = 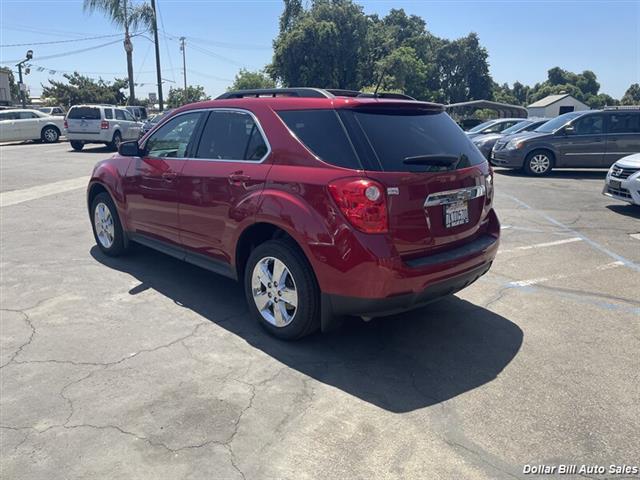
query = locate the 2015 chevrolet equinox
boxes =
[87,88,500,339]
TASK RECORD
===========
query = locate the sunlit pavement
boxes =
[1,141,639,479]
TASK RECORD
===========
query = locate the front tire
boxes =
[244,239,320,340]
[524,150,553,176]
[41,126,60,143]
[70,141,84,151]
[90,192,128,257]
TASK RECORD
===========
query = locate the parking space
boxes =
[1,142,639,479]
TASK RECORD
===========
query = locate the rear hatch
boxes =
[338,105,489,257]
[66,106,102,134]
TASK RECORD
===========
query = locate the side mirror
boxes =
[119,140,141,157]
[563,124,575,135]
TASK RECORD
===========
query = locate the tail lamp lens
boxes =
[100,120,109,129]
[63,119,68,129]
[328,178,388,234]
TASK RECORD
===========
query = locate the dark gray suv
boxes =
[491,108,640,175]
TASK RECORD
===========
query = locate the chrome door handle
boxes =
[228,173,251,184]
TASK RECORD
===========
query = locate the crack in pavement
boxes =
[0,308,36,369]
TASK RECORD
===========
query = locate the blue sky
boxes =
[1,0,638,101]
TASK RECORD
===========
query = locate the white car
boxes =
[603,153,640,206]
[0,109,65,143]
[65,104,143,151]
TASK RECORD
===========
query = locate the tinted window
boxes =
[123,110,135,121]
[0,111,18,120]
[502,121,533,135]
[347,109,486,172]
[68,107,100,120]
[278,110,359,168]
[104,108,113,119]
[196,110,268,161]
[573,114,603,135]
[535,111,583,133]
[18,111,38,119]
[145,112,202,158]
[608,113,640,134]
[115,109,126,121]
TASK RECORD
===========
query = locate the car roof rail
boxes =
[217,88,333,99]
[356,92,417,101]
[603,105,640,110]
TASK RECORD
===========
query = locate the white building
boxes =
[527,94,589,117]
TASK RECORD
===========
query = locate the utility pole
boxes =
[150,0,164,111]
[179,37,187,103]
[16,50,33,108]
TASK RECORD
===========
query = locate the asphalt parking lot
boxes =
[1,141,639,480]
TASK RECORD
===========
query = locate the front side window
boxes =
[123,110,135,122]
[196,110,268,161]
[573,114,604,135]
[115,109,126,121]
[608,113,640,134]
[0,112,18,120]
[145,112,202,158]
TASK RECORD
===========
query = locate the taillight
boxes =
[485,172,494,205]
[328,178,388,234]
[100,120,109,129]
[63,119,68,129]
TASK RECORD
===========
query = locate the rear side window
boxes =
[196,110,268,161]
[104,108,113,119]
[608,113,640,134]
[68,107,100,120]
[278,110,360,169]
[346,110,487,172]
[18,112,39,119]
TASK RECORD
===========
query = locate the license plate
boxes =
[610,179,622,190]
[444,201,469,228]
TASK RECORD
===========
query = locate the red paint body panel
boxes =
[88,95,500,312]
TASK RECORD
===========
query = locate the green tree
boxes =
[83,0,154,103]
[621,83,640,105]
[166,85,210,108]
[229,69,276,91]
[41,73,128,107]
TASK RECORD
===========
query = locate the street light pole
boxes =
[150,0,164,111]
[180,37,187,103]
[16,49,33,108]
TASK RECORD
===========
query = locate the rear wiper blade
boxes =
[402,154,460,166]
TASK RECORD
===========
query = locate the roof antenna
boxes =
[373,65,388,98]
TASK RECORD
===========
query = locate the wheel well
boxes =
[235,223,300,278]
[87,183,108,211]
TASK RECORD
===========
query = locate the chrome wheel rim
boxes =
[530,154,550,174]
[43,128,57,142]
[251,256,298,327]
[114,135,121,148]
[94,202,115,248]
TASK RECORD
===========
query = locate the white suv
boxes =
[65,105,143,151]
[0,109,65,143]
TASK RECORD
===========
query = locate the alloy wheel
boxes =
[94,202,115,248]
[251,256,298,327]
[530,154,550,174]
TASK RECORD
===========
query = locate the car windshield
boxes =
[467,120,497,133]
[534,112,583,133]
[502,121,532,135]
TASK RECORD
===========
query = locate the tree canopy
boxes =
[228,69,276,91]
[41,73,128,106]
[166,85,210,108]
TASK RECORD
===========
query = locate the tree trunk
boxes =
[124,32,135,104]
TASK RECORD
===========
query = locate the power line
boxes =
[189,43,248,68]
[187,35,271,51]
[0,38,128,64]
[0,33,129,48]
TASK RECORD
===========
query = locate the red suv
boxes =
[87,88,499,339]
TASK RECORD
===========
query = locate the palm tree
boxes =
[83,0,155,103]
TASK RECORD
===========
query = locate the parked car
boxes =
[125,105,148,122]
[65,104,143,151]
[603,153,640,206]
[87,88,499,339]
[472,118,549,159]
[465,118,523,139]
[491,108,640,175]
[0,108,65,143]
[38,106,66,116]
[139,108,174,136]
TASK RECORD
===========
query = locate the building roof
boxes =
[527,94,587,108]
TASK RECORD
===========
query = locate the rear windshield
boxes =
[68,107,101,120]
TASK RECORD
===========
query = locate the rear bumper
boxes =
[66,131,111,142]
[324,259,493,318]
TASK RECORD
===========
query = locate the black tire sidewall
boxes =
[244,240,319,340]
[525,150,553,176]
[91,192,127,256]
[41,126,59,143]
[71,141,84,151]
[110,132,122,151]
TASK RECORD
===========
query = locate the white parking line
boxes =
[499,237,583,254]
[509,261,624,287]
[0,176,89,207]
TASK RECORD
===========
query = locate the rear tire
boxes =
[109,132,122,151]
[90,192,128,257]
[524,150,553,176]
[244,239,320,340]
[70,141,84,151]
[41,126,60,143]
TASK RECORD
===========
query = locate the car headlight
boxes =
[506,139,525,150]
